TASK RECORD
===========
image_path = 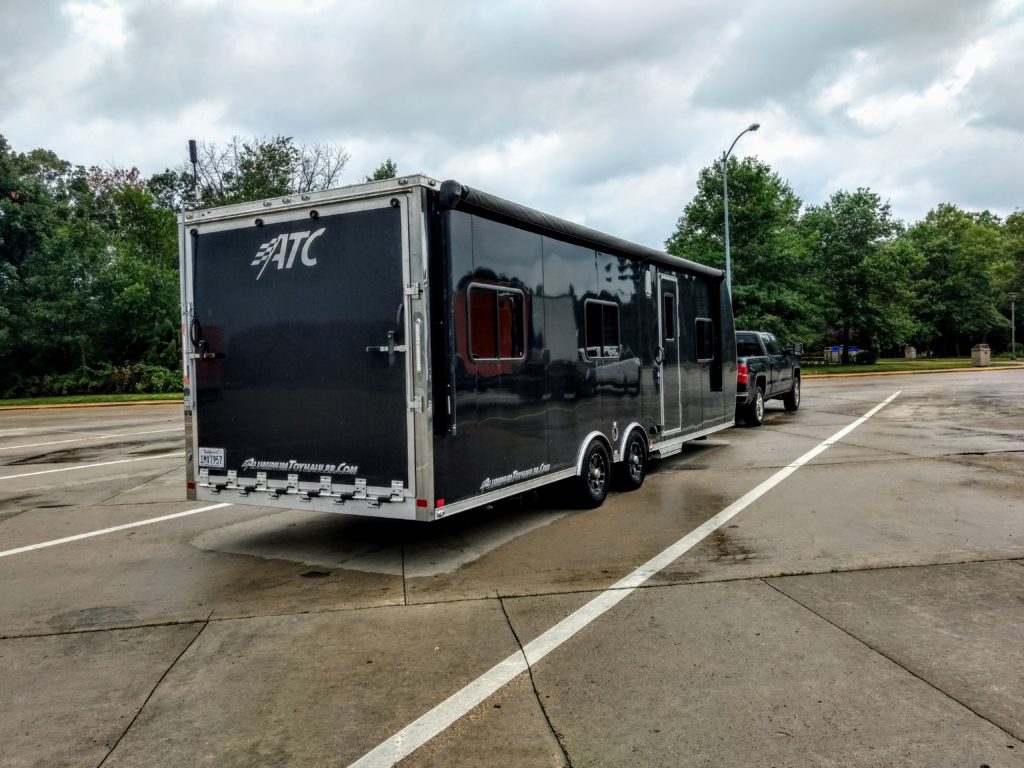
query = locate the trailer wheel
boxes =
[578,440,611,508]
[616,430,647,491]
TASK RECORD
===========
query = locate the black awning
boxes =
[438,180,723,280]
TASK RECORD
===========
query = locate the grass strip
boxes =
[803,357,1021,375]
[0,392,183,407]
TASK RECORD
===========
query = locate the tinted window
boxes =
[469,285,525,360]
[696,318,715,361]
[584,300,621,359]
[662,294,675,342]
[764,334,783,355]
[737,334,763,357]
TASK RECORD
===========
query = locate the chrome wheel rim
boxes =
[755,391,764,422]
[627,440,643,484]
[588,451,607,497]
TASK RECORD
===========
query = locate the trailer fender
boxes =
[615,422,647,463]
[575,431,613,476]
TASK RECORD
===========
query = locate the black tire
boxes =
[616,430,647,491]
[744,384,765,427]
[577,440,611,508]
[783,375,801,411]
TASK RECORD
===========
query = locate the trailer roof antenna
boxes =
[188,139,199,209]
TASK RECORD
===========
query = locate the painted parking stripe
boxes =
[348,391,902,768]
[0,427,183,452]
[0,452,184,481]
[0,502,233,559]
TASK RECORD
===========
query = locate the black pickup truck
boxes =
[735,330,801,427]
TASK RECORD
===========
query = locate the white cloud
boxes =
[3,0,1022,247]
[65,0,127,49]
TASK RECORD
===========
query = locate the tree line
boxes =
[667,157,1022,361]
[0,134,1020,397]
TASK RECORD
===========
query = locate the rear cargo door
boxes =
[189,198,412,493]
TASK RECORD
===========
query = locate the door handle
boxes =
[365,331,408,354]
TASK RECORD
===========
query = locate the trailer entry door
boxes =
[658,274,683,434]
[190,200,411,494]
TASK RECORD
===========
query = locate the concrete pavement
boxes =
[0,373,1022,766]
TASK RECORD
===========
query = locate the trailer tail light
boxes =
[187,482,196,490]
[737,363,749,385]
[416,499,428,508]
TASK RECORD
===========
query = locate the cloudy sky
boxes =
[2,0,1022,248]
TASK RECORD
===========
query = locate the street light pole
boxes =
[722,122,760,300]
[1010,292,1018,360]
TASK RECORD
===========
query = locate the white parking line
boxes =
[0,427,183,452]
[347,391,902,768]
[0,419,167,436]
[0,502,233,559]
[0,453,184,481]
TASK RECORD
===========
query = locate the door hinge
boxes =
[404,282,423,298]
[407,396,424,412]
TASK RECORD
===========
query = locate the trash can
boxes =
[904,346,916,360]
[970,343,990,367]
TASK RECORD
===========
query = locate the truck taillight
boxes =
[737,363,749,385]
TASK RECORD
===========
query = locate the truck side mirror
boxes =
[793,342,804,356]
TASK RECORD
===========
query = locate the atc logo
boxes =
[251,227,326,280]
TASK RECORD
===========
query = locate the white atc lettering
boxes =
[252,227,327,279]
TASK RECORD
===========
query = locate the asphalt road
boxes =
[1,370,1022,767]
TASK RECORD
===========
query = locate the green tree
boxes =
[0,136,182,395]
[802,188,903,360]
[0,138,72,271]
[0,139,102,390]
[665,156,821,344]
[365,158,398,181]
[91,174,179,368]
[18,214,109,374]
[999,211,1024,354]
[861,236,924,356]
[904,204,1007,356]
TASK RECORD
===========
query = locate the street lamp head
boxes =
[749,123,760,132]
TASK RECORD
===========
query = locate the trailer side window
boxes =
[662,294,676,342]
[468,285,526,361]
[696,318,714,361]
[584,300,621,359]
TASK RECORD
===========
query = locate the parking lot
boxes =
[1,369,1022,767]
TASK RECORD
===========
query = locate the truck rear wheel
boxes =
[744,384,765,427]
[783,376,800,411]
[577,440,611,508]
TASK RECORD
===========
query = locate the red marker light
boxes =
[186,482,196,490]
[416,499,428,508]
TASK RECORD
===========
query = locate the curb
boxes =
[804,364,1024,380]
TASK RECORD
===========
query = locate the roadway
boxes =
[0,370,1021,767]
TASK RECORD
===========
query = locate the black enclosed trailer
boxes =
[179,176,736,521]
